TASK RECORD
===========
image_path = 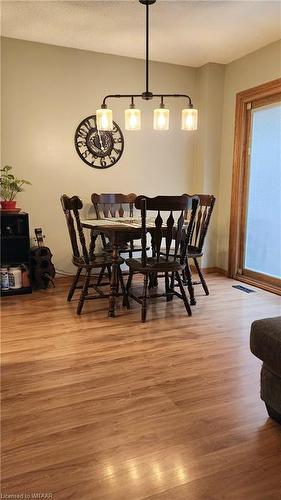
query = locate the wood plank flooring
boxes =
[1,274,281,499]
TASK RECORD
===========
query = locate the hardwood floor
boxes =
[1,274,281,499]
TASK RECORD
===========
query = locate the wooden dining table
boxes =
[81,217,195,317]
[81,217,143,317]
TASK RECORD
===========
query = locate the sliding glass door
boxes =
[243,101,281,283]
[229,79,281,294]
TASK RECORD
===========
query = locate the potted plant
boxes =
[0,165,31,210]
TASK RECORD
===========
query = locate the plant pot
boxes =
[1,200,17,210]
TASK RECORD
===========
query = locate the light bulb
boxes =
[96,108,113,131]
[125,108,141,130]
[153,108,169,130]
[181,108,198,131]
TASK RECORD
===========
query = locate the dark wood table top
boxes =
[81,218,144,243]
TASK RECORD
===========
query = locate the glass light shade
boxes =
[181,108,198,131]
[96,108,113,131]
[153,108,169,130]
[125,108,141,130]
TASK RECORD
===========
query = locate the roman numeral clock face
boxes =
[74,115,124,169]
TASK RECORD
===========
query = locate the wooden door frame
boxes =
[228,78,281,294]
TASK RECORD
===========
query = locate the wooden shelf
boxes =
[1,286,32,297]
[1,212,31,298]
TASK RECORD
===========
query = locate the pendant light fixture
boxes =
[153,96,169,131]
[96,0,198,132]
[125,98,141,130]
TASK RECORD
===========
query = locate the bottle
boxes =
[1,267,9,290]
[8,267,22,289]
[21,265,30,288]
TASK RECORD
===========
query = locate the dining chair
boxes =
[184,194,216,296]
[91,192,144,254]
[91,192,149,284]
[60,194,129,315]
[125,195,199,322]
[91,193,137,220]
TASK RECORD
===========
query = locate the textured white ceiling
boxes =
[1,0,281,67]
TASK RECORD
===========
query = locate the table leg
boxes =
[108,244,119,317]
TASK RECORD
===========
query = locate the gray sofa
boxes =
[250,316,281,424]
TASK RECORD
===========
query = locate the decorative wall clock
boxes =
[74,115,124,169]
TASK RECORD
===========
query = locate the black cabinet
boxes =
[1,212,32,296]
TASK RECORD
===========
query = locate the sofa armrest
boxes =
[250,316,281,377]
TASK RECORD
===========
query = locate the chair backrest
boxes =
[91,193,137,219]
[60,194,89,264]
[183,194,216,252]
[135,195,199,266]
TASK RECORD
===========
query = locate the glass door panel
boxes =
[244,102,281,280]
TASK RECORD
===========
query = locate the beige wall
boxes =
[193,63,225,267]
[217,40,281,270]
[1,37,197,272]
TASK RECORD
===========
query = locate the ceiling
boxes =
[1,0,281,67]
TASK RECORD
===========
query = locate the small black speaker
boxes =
[29,230,56,290]
[30,246,55,289]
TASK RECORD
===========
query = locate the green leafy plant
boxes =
[0,165,31,201]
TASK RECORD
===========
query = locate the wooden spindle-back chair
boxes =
[60,195,128,315]
[125,195,199,322]
[91,193,137,220]
[184,194,216,295]
[91,193,148,285]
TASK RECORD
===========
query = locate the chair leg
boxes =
[126,269,134,293]
[141,274,149,323]
[77,269,91,315]
[118,266,130,309]
[170,272,175,301]
[185,259,196,305]
[97,264,112,285]
[181,268,187,285]
[193,257,209,295]
[97,265,106,286]
[165,272,172,302]
[67,267,82,301]
[116,270,120,294]
[175,271,192,317]
[107,265,112,280]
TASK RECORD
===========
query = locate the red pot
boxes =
[1,200,17,210]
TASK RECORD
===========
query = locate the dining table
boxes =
[81,217,195,317]
[81,217,143,317]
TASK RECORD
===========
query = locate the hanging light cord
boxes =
[145,1,149,95]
